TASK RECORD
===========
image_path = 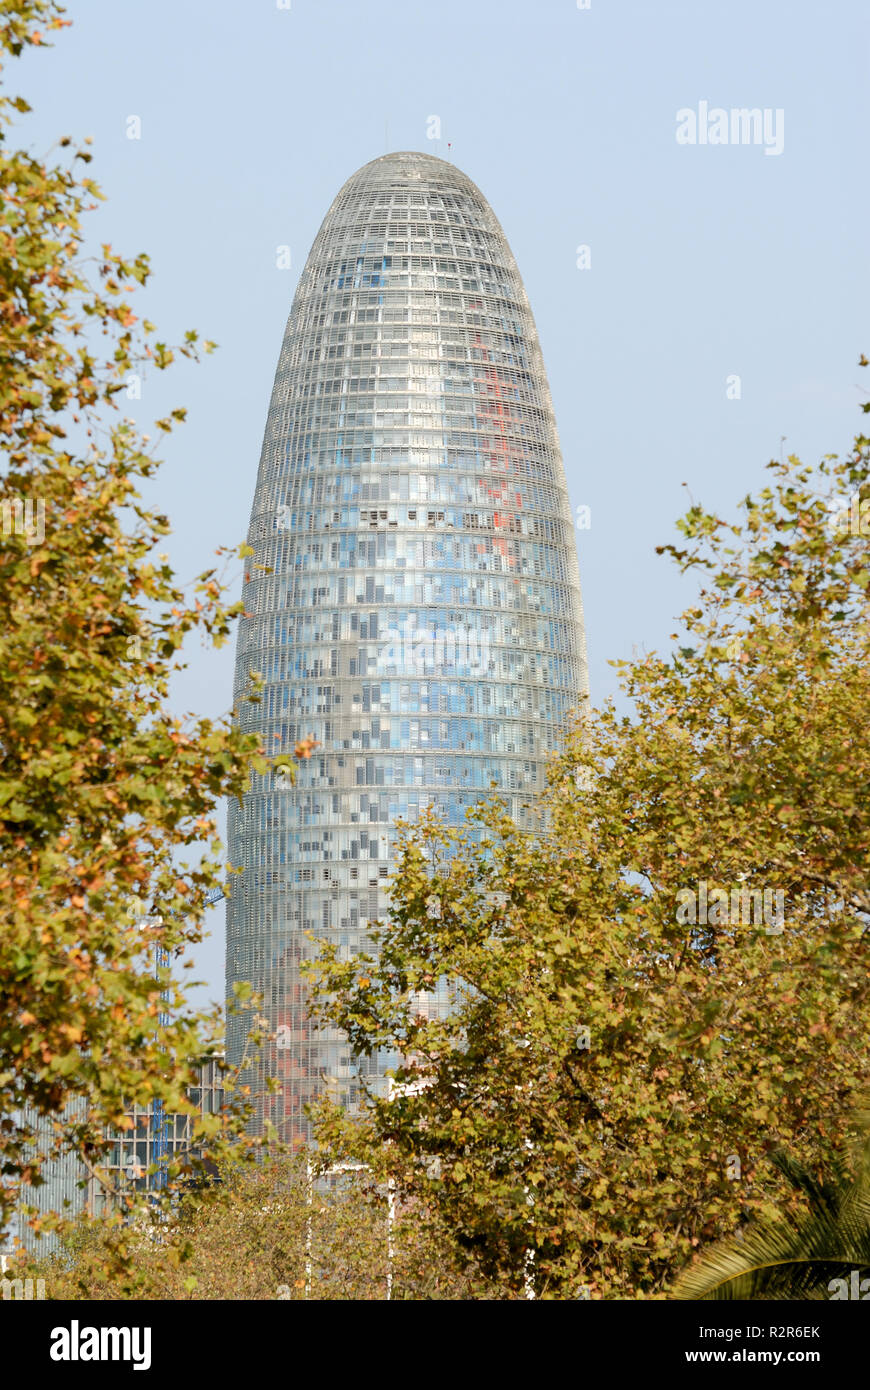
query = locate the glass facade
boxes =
[15,1056,226,1255]
[225,152,587,1139]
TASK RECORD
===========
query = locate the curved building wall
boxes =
[226,152,587,1138]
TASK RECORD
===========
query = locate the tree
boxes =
[673,1110,870,1300]
[0,1,269,1239]
[309,367,870,1298]
[19,1151,496,1300]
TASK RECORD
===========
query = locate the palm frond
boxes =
[673,1113,870,1300]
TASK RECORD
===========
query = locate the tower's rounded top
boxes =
[333,150,484,201]
[353,150,464,176]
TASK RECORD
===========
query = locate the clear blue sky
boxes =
[13,0,870,1002]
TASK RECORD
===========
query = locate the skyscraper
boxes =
[226,152,587,1138]
[14,1055,225,1256]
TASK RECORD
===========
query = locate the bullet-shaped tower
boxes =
[226,152,587,1138]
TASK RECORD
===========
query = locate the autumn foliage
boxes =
[310,372,870,1297]
[0,0,265,1236]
